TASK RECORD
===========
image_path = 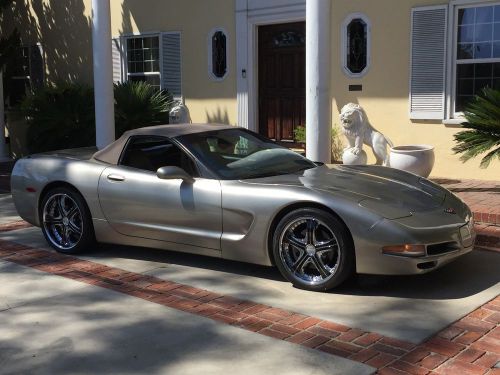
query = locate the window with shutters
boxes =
[125,35,161,90]
[119,33,182,99]
[209,28,228,80]
[341,14,371,77]
[454,3,500,113]
[8,44,44,106]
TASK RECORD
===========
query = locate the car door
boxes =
[98,135,222,251]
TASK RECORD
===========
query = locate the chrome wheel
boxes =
[42,193,83,250]
[279,216,341,285]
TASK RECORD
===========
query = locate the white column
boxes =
[0,71,9,160]
[306,0,331,163]
[92,0,115,149]
[235,0,248,129]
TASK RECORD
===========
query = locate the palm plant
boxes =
[453,88,500,168]
[114,81,174,137]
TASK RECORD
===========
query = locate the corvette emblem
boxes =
[444,207,456,214]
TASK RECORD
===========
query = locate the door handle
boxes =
[107,174,125,182]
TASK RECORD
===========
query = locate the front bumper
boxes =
[355,196,476,275]
[361,241,475,275]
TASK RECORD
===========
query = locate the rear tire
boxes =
[272,208,354,292]
[39,187,95,254]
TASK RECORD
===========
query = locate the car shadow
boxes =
[87,244,499,301]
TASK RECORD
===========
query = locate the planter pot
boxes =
[389,145,435,178]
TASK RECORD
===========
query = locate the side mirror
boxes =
[156,166,194,183]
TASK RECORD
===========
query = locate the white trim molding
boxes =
[235,0,305,130]
[208,27,229,81]
[447,0,500,119]
[341,12,371,78]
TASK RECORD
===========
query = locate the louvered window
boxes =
[410,6,447,120]
[161,32,182,100]
[455,4,500,113]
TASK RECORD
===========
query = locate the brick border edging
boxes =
[475,225,500,252]
[0,239,498,374]
[473,212,499,226]
[0,220,33,233]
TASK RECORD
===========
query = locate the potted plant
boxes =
[293,125,344,163]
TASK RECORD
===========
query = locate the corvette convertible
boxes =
[11,124,475,291]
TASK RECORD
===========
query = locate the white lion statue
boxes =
[339,103,393,166]
[169,103,191,124]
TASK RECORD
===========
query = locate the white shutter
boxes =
[409,5,447,120]
[111,37,123,83]
[161,32,182,100]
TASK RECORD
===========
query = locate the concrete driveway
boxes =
[0,260,372,375]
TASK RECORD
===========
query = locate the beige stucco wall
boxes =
[110,0,238,126]
[330,0,498,179]
[2,0,94,84]
[2,0,498,178]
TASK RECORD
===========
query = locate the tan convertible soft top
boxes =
[93,123,235,165]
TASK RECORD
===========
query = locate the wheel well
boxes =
[38,181,82,212]
[266,202,355,266]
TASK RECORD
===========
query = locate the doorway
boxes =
[258,22,305,147]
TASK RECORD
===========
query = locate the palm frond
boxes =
[114,81,175,137]
[453,87,500,168]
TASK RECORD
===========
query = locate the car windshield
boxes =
[177,128,317,180]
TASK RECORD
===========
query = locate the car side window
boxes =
[120,136,199,177]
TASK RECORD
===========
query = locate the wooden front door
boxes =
[258,22,305,145]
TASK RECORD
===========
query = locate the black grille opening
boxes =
[417,261,437,270]
[426,242,460,256]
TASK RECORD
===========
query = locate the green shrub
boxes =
[294,125,306,144]
[114,81,174,137]
[22,82,95,153]
[22,81,175,153]
[330,124,344,162]
[293,124,344,162]
[453,88,500,168]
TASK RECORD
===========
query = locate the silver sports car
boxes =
[11,124,476,291]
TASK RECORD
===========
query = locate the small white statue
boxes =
[339,103,393,166]
[169,102,191,124]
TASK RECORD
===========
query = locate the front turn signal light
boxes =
[382,244,426,257]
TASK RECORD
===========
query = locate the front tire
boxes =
[272,208,354,292]
[40,187,95,254]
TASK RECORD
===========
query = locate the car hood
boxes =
[241,164,448,219]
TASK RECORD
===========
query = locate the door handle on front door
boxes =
[107,174,125,182]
